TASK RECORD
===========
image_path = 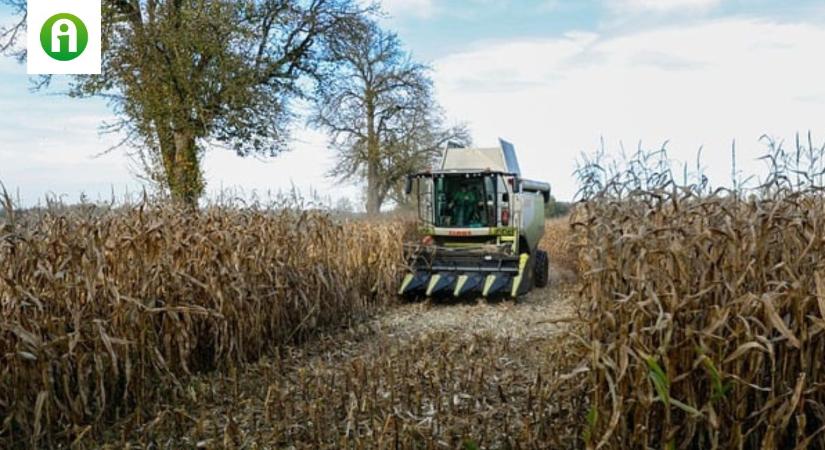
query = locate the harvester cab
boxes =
[399,139,551,299]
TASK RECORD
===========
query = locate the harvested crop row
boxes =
[94,303,587,450]
[0,204,407,448]
[573,148,825,449]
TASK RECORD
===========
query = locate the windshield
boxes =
[432,174,496,228]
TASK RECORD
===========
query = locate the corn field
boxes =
[541,217,579,276]
[10,140,825,449]
[572,141,825,449]
[0,200,407,448]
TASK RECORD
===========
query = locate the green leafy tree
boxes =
[311,19,469,215]
[544,195,572,218]
[1,0,365,206]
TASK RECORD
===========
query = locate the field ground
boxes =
[96,270,584,449]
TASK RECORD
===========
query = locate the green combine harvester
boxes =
[399,139,551,299]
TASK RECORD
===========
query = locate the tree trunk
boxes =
[365,161,381,215]
[154,119,203,208]
[365,93,381,215]
[155,119,178,196]
[170,130,203,207]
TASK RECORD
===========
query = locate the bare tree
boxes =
[0,0,25,60]
[312,19,469,215]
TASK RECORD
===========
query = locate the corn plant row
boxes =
[540,217,579,275]
[573,141,825,449]
[0,202,407,447]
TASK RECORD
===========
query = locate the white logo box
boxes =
[27,0,101,75]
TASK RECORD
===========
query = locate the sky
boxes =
[2,0,825,206]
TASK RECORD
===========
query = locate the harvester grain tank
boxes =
[399,139,551,299]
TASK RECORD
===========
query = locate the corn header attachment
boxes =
[399,244,532,298]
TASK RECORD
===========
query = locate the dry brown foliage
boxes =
[573,144,825,449]
[0,202,406,447]
[541,216,579,277]
[92,287,587,450]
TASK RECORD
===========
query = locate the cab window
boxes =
[433,174,495,228]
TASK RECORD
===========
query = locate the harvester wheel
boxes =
[534,250,549,288]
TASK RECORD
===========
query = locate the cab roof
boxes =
[440,139,522,176]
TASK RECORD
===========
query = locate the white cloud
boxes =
[5,12,825,208]
[538,0,562,12]
[200,128,360,206]
[434,19,825,199]
[380,0,435,18]
[379,0,522,20]
[610,0,722,13]
[0,55,357,208]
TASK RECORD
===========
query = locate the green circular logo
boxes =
[40,13,88,61]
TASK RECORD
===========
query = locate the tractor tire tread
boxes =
[534,250,549,288]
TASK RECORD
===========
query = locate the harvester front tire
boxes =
[534,250,549,288]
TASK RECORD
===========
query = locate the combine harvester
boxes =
[399,139,551,299]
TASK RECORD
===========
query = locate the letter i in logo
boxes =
[40,13,89,61]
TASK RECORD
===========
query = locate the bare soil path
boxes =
[99,283,584,449]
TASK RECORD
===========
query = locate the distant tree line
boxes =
[545,196,572,218]
[0,0,465,213]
